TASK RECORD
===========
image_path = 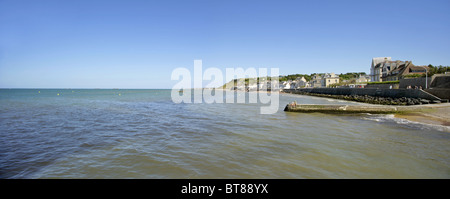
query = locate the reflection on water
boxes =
[0,89,449,178]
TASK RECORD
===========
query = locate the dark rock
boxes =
[420,99,430,104]
[431,100,441,104]
[289,91,433,106]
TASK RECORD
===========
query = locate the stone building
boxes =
[310,73,339,87]
[323,73,340,87]
[311,74,323,88]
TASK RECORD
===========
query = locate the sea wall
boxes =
[283,88,443,105]
[365,84,399,89]
[425,88,450,100]
[399,77,432,89]
[286,88,440,100]
[399,74,450,99]
[430,74,450,89]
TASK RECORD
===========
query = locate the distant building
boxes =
[279,81,292,90]
[311,74,323,88]
[355,75,370,83]
[294,77,309,88]
[370,57,391,82]
[285,81,292,89]
[382,62,428,81]
[323,73,340,87]
[248,83,258,91]
[370,57,428,82]
[309,73,339,87]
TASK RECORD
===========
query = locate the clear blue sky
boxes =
[1,0,449,88]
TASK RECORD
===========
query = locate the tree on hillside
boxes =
[427,64,450,76]
[339,72,366,80]
[279,74,311,82]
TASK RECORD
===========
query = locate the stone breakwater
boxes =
[284,90,447,106]
[283,103,445,114]
[284,104,413,114]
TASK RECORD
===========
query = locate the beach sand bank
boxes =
[394,104,450,127]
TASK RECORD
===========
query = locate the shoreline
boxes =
[218,88,450,129]
[281,91,449,129]
[394,104,450,127]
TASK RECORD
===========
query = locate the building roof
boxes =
[382,61,428,79]
[372,57,392,68]
[409,65,428,71]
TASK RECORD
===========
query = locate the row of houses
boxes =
[230,81,276,91]
[233,57,428,91]
[280,77,309,89]
[246,81,276,91]
[281,56,423,90]
[370,57,428,82]
[280,73,343,89]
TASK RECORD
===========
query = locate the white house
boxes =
[355,75,370,83]
[370,57,391,82]
[294,77,309,88]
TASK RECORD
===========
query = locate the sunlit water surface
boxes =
[0,89,448,178]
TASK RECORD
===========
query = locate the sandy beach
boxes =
[394,103,450,127]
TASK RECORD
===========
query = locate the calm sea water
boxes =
[0,89,449,178]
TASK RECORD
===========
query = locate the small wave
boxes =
[362,114,450,132]
[79,142,94,148]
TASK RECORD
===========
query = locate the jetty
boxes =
[283,103,442,114]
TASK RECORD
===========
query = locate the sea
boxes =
[0,89,449,178]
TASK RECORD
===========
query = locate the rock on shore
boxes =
[288,91,443,106]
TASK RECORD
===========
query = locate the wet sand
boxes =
[395,104,450,127]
